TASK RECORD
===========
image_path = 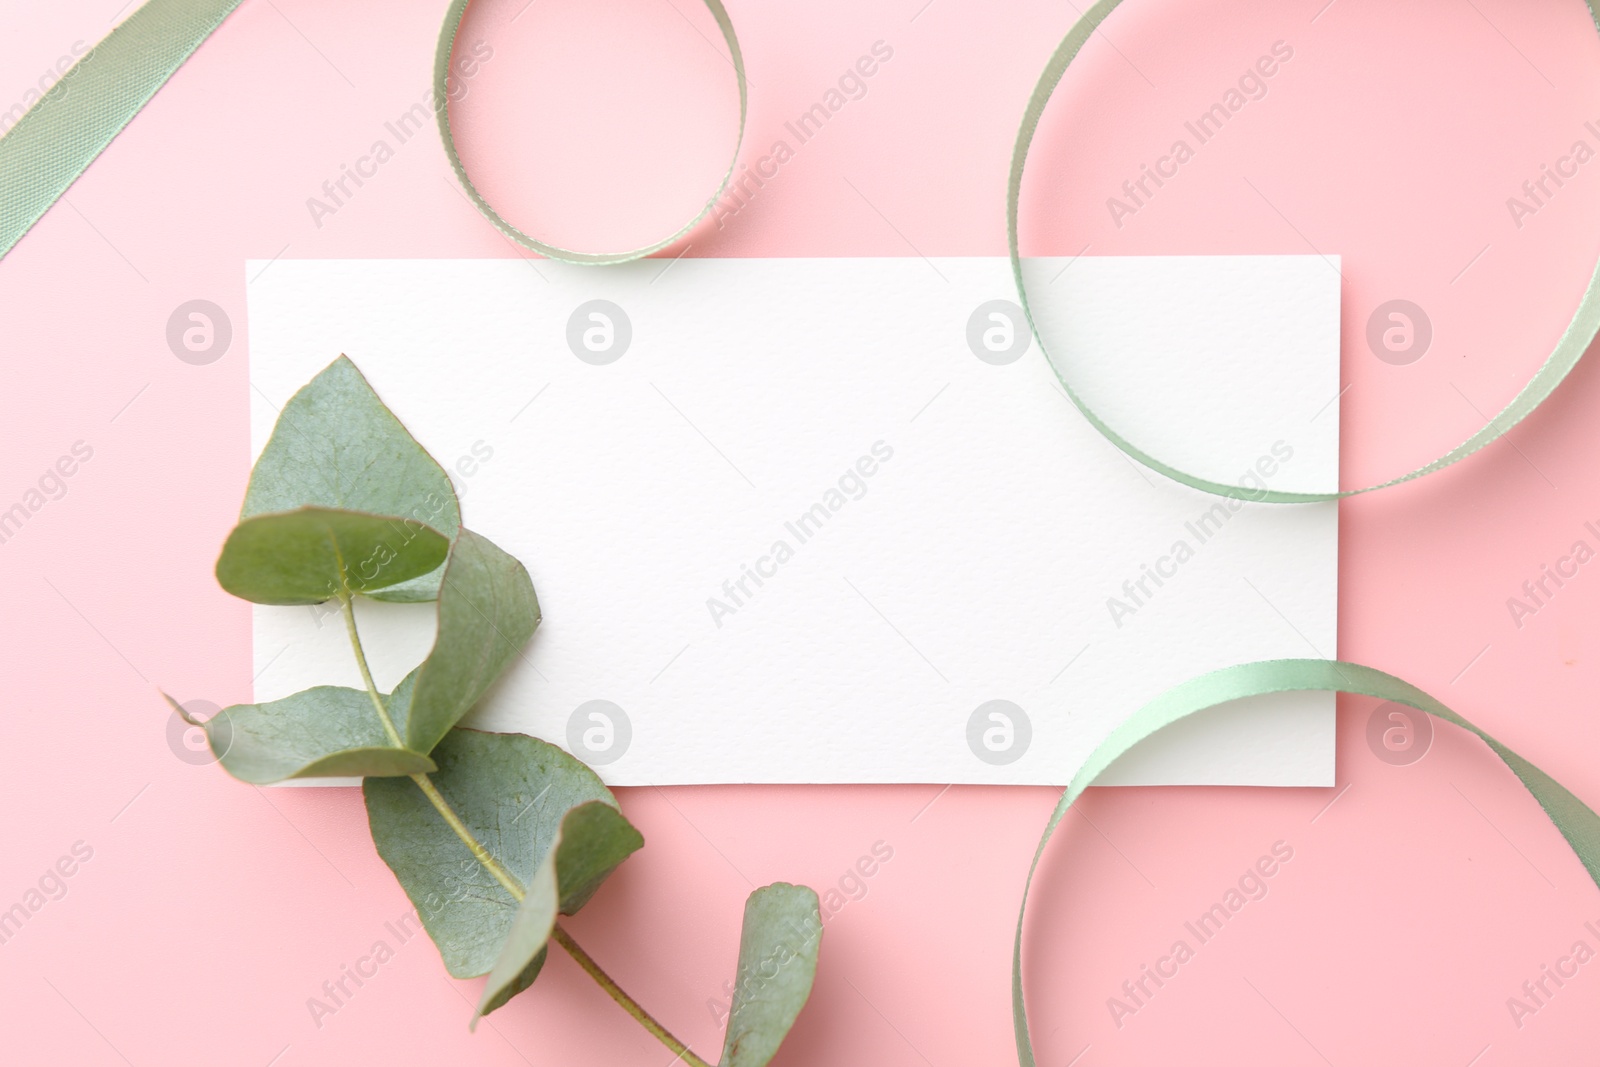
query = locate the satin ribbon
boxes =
[1008,0,1600,503]
[0,0,745,265]
[1006,5,1600,1063]
[1009,660,1600,1066]
[2,7,1597,1067]
[433,0,746,264]
[0,0,248,259]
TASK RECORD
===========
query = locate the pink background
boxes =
[4,0,1600,1063]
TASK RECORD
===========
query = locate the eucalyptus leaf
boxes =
[215,506,449,605]
[364,729,628,979]
[472,801,647,1024]
[552,801,644,914]
[472,854,557,1025]
[479,945,548,1023]
[719,884,823,1067]
[166,687,434,784]
[386,528,540,755]
[240,354,460,602]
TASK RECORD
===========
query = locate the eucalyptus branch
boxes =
[192,356,820,1060]
[340,583,710,1063]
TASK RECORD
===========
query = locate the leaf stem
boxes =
[338,590,526,898]
[338,588,405,748]
[551,925,716,1067]
[412,784,713,1066]
[410,771,526,899]
[339,589,710,1063]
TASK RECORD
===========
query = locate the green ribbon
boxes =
[433,0,747,264]
[0,0,745,266]
[4,8,1598,1067]
[0,0,248,259]
[1008,7,1600,1063]
[1008,0,1600,502]
[1010,660,1600,1066]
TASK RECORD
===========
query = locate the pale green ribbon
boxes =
[433,0,746,264]
[0,0,745,265]
[3,7,1597,1067]
[1007,4,1600,1063]
[1009,660,1600,1067]
[1009,0,1600,502]
[0,0,248,258]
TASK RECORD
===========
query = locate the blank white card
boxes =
[245,256,1339,786]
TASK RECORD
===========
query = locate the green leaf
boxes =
[364,730,634,980]
[386,528,540,755]
[471,843,558,1028]
[167,687,434,785]
[481,947,549,1022]
[238,354,460,602]
[215,506,450,605]
[552,801,644,914]
[719,884,823,1067]
[472,801,647,1025]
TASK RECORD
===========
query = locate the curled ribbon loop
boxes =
[1008,0,1600,502]
[1011,659,1600,1067]
[434,0,747,265]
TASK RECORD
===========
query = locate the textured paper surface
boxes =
[245,256,1339,785]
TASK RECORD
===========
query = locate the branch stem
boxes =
[551,926,716,1067]
[338,588,708,1064]
[409,771,525,899]
[338,588,404,748]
